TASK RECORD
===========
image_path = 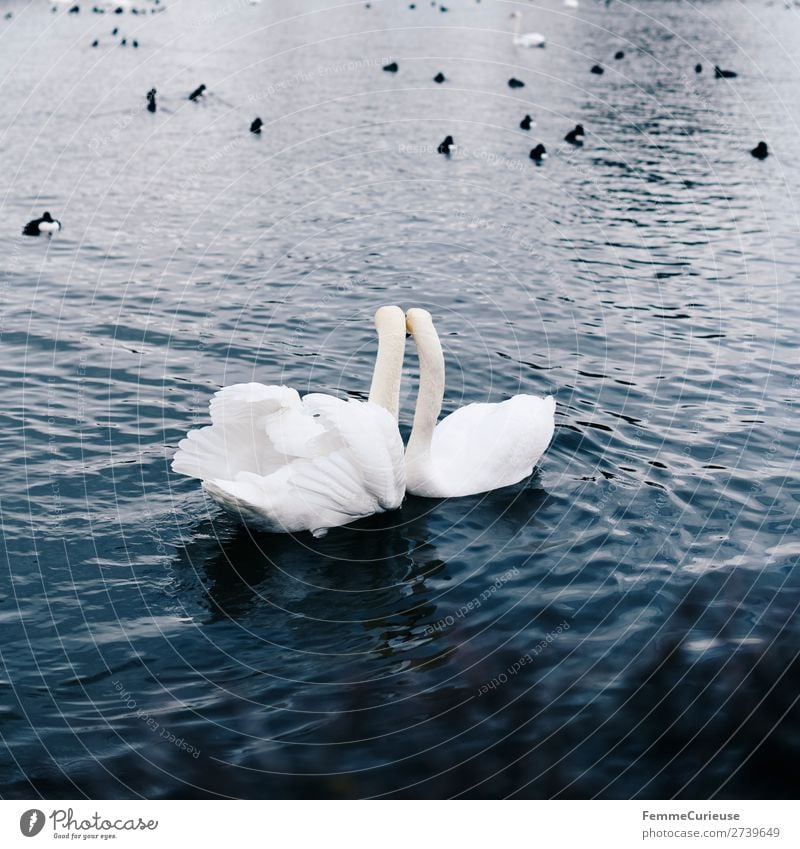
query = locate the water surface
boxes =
[1,0,799,798]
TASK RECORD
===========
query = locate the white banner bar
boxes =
[0,800,796,849]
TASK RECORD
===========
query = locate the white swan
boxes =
[404,309,555,498]
[511,11,546,48]
[172,306,407,537]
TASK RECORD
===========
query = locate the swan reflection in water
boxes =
[170,476,552,669]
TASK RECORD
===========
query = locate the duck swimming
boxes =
[520,114,533,130]
[23,212,62,237]
[433,72,446,83]
[714,66,737,79]
[564,123,585,144]
[250,117,263,134]
[382,61,399,73]
[529,143,547,163]
[751,141,768,160]
[508,77,525,89]
[188,83,206,101]
[146,87,156,112]
[437,135,454,155]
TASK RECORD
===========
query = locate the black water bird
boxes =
[614,50,625,60]
[132,39,138,48]
[250,117,263,134]
[69,4,80,12]
[433,72,446,83]
[520,114,533,130]
[188,84,206,101]
[529,143,547,163]
[715,65,737,79]
[383,61,398,73]
[22,211,62,237]
[564,124,585,145]
[121,37,127,45]
[146,87,156,113]
[508,77,525,88]
[751,141,768,160]
[695,63,702,73]
[91,39,99,47]
[437,135,454,155]
[590,64,604,75]
[112,26,118,35]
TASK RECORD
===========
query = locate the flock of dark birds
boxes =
[383,43,767,169]
[19,0,771,237]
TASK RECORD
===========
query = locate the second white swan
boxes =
[511,11,546,48]
[404,308,555,498]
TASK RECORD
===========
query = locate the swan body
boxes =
[404,309,555,498]
[172,307,407,536]
[511,12,546,48]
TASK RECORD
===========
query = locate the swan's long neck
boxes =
[406,315,445,460]
[368,308,406,419]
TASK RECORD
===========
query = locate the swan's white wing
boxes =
[173,386,404,535]
[428,394,555,496]
[303,395,405,510]
[172,383,333,481]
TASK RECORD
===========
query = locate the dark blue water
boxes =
[1,0,799,798]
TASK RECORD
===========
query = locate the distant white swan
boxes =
[511,11,546,48]
[172,306,407,536]
[404,309,555,498]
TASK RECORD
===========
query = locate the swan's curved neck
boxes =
[368,323,406,419]
[406,321,445,459]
